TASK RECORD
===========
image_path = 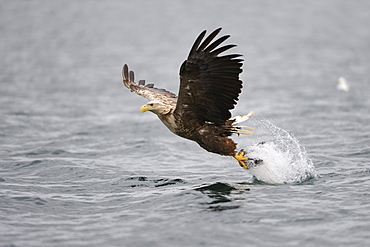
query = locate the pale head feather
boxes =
[141,101,172,115]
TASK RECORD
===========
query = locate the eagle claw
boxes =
[234,150,249,169]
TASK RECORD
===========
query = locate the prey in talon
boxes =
[121,28,258,169]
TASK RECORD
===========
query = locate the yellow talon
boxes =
[234,150,249,169]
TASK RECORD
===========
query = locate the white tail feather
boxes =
[229,111,255,135]
[230,111,254,125]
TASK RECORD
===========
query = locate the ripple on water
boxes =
[194,182,251,211]
[122,176,186,188]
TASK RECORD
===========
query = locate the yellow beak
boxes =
[140,104,152,112]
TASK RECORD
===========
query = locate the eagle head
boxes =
[140,101,171,115]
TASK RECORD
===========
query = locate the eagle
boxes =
[122,28,258,169]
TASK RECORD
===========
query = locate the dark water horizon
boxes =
[1,1,370,246]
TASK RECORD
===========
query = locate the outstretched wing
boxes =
[174,28,243,125]
[122,64,177,104]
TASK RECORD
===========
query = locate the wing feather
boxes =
[122,64,177,104]
[174,28,243,125]
[196,28,222,52]
[187,30,206,58]
[203,35,230,53]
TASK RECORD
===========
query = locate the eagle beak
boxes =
[140,104,151,112]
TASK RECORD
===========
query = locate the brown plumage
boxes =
[122,28,254,168]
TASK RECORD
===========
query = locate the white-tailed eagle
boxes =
[122,28,257,168]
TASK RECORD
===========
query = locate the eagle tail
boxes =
[228,111,255,135]
[230,111,254,124]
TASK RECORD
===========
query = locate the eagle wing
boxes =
[174,28,243,125]
[122,64,177,104]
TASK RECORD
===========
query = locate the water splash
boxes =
[239,119,316,184]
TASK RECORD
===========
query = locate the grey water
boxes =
[1,0,370,246]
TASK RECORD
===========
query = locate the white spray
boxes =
[238,119,316,184]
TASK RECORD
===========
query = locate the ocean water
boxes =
[1,0,370,246]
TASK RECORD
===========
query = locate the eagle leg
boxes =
[234,149,249,169]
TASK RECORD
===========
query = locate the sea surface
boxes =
[1,1,370,246]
